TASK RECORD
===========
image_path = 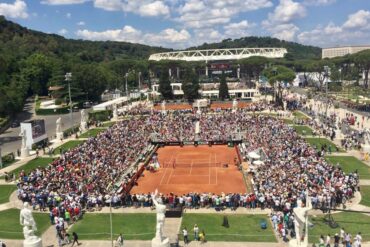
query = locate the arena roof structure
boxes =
[148,48,288,62]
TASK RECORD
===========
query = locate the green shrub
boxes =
[54,98,63,105]
[63,125,80,138]
[89,110,112,122]
[2,153,15,165]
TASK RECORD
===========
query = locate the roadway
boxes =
[0,98,81,155]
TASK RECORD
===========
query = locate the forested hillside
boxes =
[189,37,321,60]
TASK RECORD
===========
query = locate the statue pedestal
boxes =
[23,237,42,247]
[56,132,63,141]
[151,237,170,247]
[80,122,87,132]
[21,148,29,158]
[363,144,370,153]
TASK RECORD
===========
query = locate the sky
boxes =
[0,0,369,49]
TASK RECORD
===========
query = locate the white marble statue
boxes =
[20,202,42,247]
[112,104,118,120]
[19,128,27,149]
[232,99,238,112]
[151,189,169,247]
[161,101,166,113]
[289,193,312,247]
[80,109,88,132]
[56,117,62,134]
[197,100,201,115]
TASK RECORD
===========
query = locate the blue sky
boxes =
[0,0,370,48]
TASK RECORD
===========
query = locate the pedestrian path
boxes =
[163,217,182,244]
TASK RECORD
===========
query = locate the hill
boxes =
[0,16,170,62]
[188,37,322,60]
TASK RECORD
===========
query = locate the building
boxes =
[322,45,370,59]
[151,82,261,101]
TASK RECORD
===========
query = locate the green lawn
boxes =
[360,186,370,207]
[309,212,370,243]
[325,156,370,179]
[0,185,16,204]
[53,140,84,155]
[79,128,106,138]
[293,125,314,136]
[283,118,293,125]
[180,214,276,242]
[0,208,50,239]
[9,157,54,176]
[305,138,344,153]
[293,111,309,119]
[101,121,116,128]
[69,213,156,240]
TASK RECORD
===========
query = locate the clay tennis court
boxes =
[153,103,192,110]
[210,101,252,109]
[131,145,247,195]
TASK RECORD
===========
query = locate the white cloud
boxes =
[76,25,191,48]
[177,0,272,28]
[41,0,89,4]
[262,0,306,41]
[224,20,255,38]
[93,0,123,11]
[58,28,68,35]
[343,10,370,30]
[66,12,72,18]
[267,0,306,23]
[303,0,336,6]
[77,21,85,26]
[0,0,28,19]
[138,1,169,17]
[298,10,370,46]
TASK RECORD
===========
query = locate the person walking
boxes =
[71,232,80,246]
[199,229,206,243]
[182,227,188,245]
[193,224,199,241]
[116,233,124,247]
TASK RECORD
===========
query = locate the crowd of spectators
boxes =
[15,106,359,217]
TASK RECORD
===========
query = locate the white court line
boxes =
[208,152,211,185]
[159,167,168,185]
[166,168,173,184]
[215,153,218,185]
[190,160,193,175]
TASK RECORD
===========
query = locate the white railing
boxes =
[149,48,287,62]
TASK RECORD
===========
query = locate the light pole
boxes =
[65,72,73,127]
[0,141,3,169]
[125,72,129,97]
[324,66,329,116]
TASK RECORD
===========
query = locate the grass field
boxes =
[325,156,370,179]
[360,186,370,207]
[0,208,50,239]
[80,128,106,138]
[305,138,344,152]
[0,185,16,204]
[180,214,276,242]
[101,121,116,128]
[293,125,314,136]
[309,212,370,243]
[283,118,294,125]
[293,111,309,119]
[9,157,54,176]
[68,213,156,240]
[53,140,84,155]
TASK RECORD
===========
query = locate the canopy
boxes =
[248,152,260,159]
[253,160,264,165]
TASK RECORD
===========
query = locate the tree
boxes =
[219,72,229,100]
[238,56,268,87]
[158,69,173,99]
[353,49,370,89]
[182,67,199,101]
[262,65,295,105]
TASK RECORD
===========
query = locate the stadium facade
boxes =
[322,45,370,59]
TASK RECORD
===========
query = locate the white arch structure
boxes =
[149,48,287,62]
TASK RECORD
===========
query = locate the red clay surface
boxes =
[210,101,252,109]
[153,103,192,110]
[131,145,247,195]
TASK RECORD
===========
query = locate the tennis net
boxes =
[162,162,222,168]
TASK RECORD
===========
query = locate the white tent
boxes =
[248,152,260,159]
[253,160,264,165]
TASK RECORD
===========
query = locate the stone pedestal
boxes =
[21,148,29,158]
[56,132,63,141]
[151,237,170,247]
[363,144,370,154]
[80,122,87,132]
[23,237,42,247]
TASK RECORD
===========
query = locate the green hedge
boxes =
[0,117,10,129]
[1,152,16,168]
[89,110,112,122]
[63,125,80,138]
